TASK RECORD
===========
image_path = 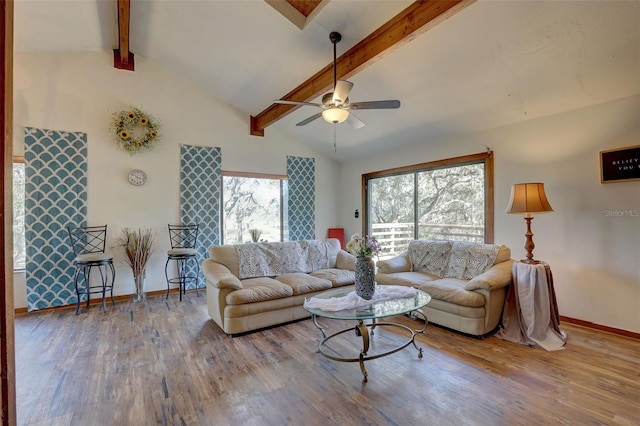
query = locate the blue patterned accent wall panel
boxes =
[24,127,88,311]
[287,156,315,241]
[180,145,222,289]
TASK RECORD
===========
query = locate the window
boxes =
[222,172,288,244]
[13,157,26,270]
[364,152,493,259]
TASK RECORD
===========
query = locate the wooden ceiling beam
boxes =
[113,0,134,71]
[250,0,476,136]
[265,0,327,30]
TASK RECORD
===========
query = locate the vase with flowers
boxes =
[346,233,380,300]
[118,228,155,302]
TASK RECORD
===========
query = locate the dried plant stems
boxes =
[119,228,155,276]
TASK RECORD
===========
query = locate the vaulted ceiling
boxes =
[13,0,640,162]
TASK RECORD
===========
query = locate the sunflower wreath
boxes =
[110,107,161,155]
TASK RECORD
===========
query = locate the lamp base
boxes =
[519,258,541,264]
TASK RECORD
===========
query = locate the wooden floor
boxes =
[14,292,640,426]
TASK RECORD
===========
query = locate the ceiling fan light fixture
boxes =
[322,108,349,124]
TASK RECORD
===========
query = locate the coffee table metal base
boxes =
[312,311,428,382]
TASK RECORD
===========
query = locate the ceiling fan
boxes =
[275,32,400,129]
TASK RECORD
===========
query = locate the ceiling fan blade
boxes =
[274,100,323,108]
[332,80,354,104]
[296,112,323,126]
[346,113,365,130]
[348,100,401,110]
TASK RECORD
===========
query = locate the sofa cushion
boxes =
[464,259,514,291]
[417,278,485,307]
[226,277,293,305]
[494,245,511,264]
[202,260,242,290]
[408,240,453,277]
[274,273,332,295]
[306,239,338,270]
[310,268,355,287]
[444,242,502,280]
[425,298,485,318]
[335,250,356,270]
[375,271,438,287]
[376,252,411,274]
[209,245,241,277]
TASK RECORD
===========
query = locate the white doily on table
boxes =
[304,285,417,312]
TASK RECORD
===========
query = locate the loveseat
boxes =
[375,240,514,336]
[202,238,355,335]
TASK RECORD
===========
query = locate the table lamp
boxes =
[505,183,554,264]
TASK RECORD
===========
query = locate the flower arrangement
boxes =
[110,107,161,155]
[346,233,380,258]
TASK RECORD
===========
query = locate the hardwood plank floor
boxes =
[14,292,640,425]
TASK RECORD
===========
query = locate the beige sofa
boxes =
[202,238,355,335]
[376,240,514,336]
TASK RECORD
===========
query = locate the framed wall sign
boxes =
[600,145,640,184]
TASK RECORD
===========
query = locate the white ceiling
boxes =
[14,0,640,162]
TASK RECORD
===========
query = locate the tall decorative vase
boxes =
[355,256,376,300]
[133,270,146,303]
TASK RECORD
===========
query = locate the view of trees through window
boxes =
[222,174,287,244]
[13,161,26,270]
[366,156,491,259]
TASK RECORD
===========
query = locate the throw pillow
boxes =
[444,242,470,279]
[463,244,501,279]
[408,240,453,277]
[336,250,356,270]
[444,242,502,280]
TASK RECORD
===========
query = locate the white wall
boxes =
[338,95,640,333]
[13,51,340,309]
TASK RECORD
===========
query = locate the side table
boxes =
[496,261,567,350]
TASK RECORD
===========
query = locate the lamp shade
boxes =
[505,183,554,215]
[322,108,349,124]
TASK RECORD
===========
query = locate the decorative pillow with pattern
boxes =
[408,240,453,277]
[445,242,469,279]
[463,244,501,279]
[237,240,331,278]
[444,242,501,280]
[300,240,330,272]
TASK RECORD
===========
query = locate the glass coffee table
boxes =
[304,285,431,382]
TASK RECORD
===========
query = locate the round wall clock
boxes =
[128,169,147,186]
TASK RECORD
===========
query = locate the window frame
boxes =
[221,170,289,244]
[362,152,494,244]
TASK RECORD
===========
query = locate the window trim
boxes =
[362,151,494,243]
[221,170,289,244]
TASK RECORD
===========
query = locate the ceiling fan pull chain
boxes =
[333,124,337,153]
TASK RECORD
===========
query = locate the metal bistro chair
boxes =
[67,225,116,314]
[165,224,200,301]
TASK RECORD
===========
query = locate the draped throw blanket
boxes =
[287,156,315,241]
[304,285,418,311]
[496,262,567,351]
[24,127,87,311]
[180,145,222,289]
[237,240,329,279]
